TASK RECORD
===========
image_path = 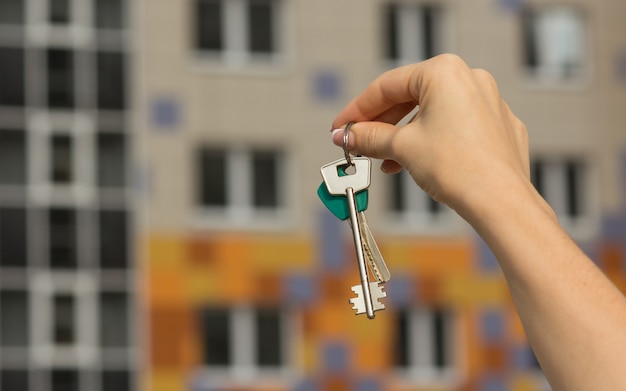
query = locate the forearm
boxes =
[462,171,626,390]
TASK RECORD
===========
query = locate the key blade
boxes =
[359,212,391,283]
[320,157,371,195]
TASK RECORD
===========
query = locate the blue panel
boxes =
[284,273,318,305]
[294,378,319,391]
[151,96,180,129]
[313,69,342,101]
[318,209,347,273]
[477,236,499,272]
[386,276,414,308]
[481,309,504,343]
[511,344,539,370]
[481,374,507,391]
[355,377,381,391]
[602,214,626,241]
[497,0,524,11]
[616,50,626,84]
[322,341,349,374]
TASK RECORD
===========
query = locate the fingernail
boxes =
[330,128,356,149]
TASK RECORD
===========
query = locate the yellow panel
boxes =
[149,370,184,391]
[250,236,315,272]
[186,268,222,302]
[440,275,508,308]
[148,235,187,268]
[411,239,474,277]
[511,375,541,391]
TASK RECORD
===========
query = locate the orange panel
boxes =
[149,269,187,307]
[411,239,474,277]
[150,306,194,370]
[440,275,508,308]
[148,235,187,268]
[149,370,184,391]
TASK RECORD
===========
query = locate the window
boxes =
[97,133,127,188]
[49,208,77,269]
[0,48,25,106]
[384,3,444,66]
[1,370,29,390]
[522,6,586,81]
[95,0,124,29]
[0,207,27,267]
[97,52,126,110]
[102,370,130,391]
[200,306,288,371]
[0,129,27,185]
[194,0,283,64]
[531,157,594,227]
[0,0,24,25]
[394,308,456,381]
[53,294,75,344]
[51,369,78,391]
[51,134,73,183]
[99,210,128,269]
[0,290,29,346]
[47,49,75,109]
[50,0,71,24]
[100,292,129,347]
[197,147,286,222]
[388,170,451,230]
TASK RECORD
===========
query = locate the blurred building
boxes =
[0,1,137,391]
[3,0,626,391]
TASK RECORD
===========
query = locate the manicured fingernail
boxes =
[330,128,356,149]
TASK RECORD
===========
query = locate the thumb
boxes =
[331,121,399,161]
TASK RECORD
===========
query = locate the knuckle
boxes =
[473,68,499,92]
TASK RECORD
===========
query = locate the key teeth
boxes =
[349,283,387,315]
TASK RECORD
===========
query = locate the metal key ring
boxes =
[343,121,354,166]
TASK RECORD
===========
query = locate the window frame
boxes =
[195,146,292,230]
[193,305,296,388]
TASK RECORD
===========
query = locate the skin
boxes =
[331,54,626,390]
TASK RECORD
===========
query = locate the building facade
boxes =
[139,0,626,390]
[0,1,137,390]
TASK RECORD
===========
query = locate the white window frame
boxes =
[193,306,297,388]
[531,156,599,240]
[195,146,292,230]
[383,2,450,68]
[192,0,292,73]
[394,308,460,387]
[522,5,590,87]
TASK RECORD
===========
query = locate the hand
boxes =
[331,54,531,219]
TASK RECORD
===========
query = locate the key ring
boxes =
[343,121,354,166]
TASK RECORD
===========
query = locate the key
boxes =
[317,168,391,283]
[320,157,380,318]
[350,282,387,315]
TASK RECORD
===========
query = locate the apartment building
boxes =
[0,1,137,390]
[139,0,626,390]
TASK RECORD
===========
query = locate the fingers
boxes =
[331,121,400,161]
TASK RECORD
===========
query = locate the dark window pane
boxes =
[422,7,436,59]
[95,0,124,29]
[255,308,281,366]
[0,207,27,267]
[49,0,70,24]
[100,292,129,347]
[196,0,222,50]
[0,48,25,106]
[522,9,538,68]
[0,0,24,24]
[97,52,126,110]
[566,160,582,218]
[49,208,77,269]
[102,370,130,391]
[427,195,441,214]
[0,130,26,184]
[47,49,74,108]
[99,210,128,269]
[252,150,279,208]
[390,172,404,212]
[384,5,399,60]
[199,148,226,207]
[0,291,29,346]
[248,0,273,54]
[433,309,447,368]
[53,294,75,344]
[51,369,78,391]
[531,160,544,196]
[51,134,73,183]
[1,370,29,391]
[97,133,126,188]
[201,308,230,365]
[393,310,409,367]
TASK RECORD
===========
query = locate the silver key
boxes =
[358,212,391,283]
[321,157,376,318]
[350,282,387,315]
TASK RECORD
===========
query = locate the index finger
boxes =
[332,62,425,129]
